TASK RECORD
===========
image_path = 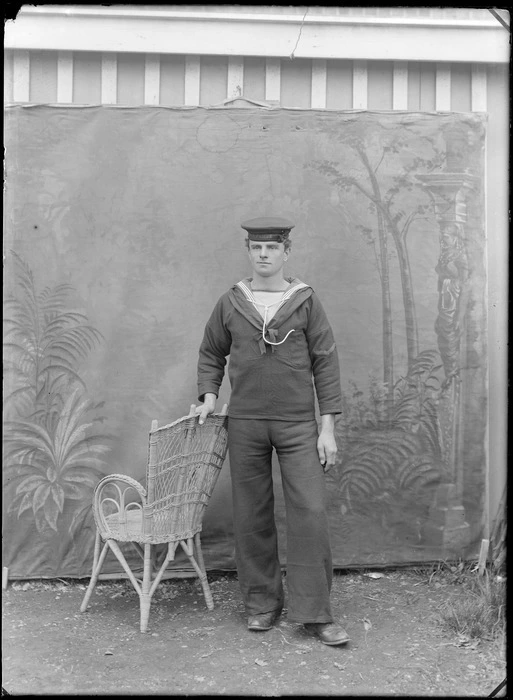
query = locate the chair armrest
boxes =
[94,474,147,499]
[92,474,147,540]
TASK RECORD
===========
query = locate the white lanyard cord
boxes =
[235,281,306,347]
[260,303,295,346]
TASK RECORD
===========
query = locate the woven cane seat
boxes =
[102,507,206,544]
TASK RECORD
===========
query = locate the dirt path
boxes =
[2,570,506,696]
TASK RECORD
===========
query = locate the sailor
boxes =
[196,216,349,645]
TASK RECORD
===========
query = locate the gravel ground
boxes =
[2,569,506,696]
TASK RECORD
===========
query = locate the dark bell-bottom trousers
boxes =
[227,418,333,624]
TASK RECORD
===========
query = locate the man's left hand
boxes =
[317,431,338,472]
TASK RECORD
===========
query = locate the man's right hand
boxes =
[195,393,217,424]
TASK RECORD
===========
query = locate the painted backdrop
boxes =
[3,105,487,578]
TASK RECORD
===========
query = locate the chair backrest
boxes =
[143,412,229,540]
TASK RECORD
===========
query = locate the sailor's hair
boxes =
[245,237,292,252]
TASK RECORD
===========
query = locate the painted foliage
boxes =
[3,252,111,574]
[3,106,486,577]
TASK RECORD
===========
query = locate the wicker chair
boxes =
[80,404,229,632]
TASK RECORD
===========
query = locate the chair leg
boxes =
[181,535,214,611]
[194,532,207,574]
[195,533,214,611]
[98,540,152,632]
[80,530,108,612]
[140,543,152,633]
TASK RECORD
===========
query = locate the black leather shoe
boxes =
[304,622,350,646]
[247,609,282,631]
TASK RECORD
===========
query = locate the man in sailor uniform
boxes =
[196,216,349,646]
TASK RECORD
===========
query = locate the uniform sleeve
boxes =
[305,293,342,415]
[197,296,232,402]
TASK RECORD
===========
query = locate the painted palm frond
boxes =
[36,367,87,402]
[17,483,48,518]
[7,251,38,309]
[42,320,103,356]
[53,388,91,454]
[5,390,109,473]
[339,429,420,499]
[4,419,57,461]
[3,307,36,334]
[3,463,47,497]
[391,392,418,427]
[64,468,107,491]
[4,251,104,423]
[340,470,382,500]
[397,454,441,493]
[39,282,75,312]
[43,339,101,375]
[392,349,443,458]
[2,385,36,418]
[60,442,111,470]
[3,339,38,369]
[4,399,111,531]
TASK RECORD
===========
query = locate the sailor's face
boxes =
[248,241,288,277]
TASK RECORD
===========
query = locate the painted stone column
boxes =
[417,165,478,554]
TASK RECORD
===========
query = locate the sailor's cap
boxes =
[241,216,295,242]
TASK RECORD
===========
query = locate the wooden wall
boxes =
[4,50,490,112]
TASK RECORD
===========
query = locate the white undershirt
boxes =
[250,289,288,321]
